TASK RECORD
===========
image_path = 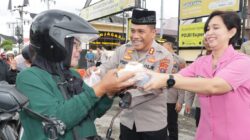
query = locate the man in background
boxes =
[163,41,186,140]
[85,48,95,68]
[240,28,250,55]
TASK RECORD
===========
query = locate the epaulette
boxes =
[155,45,164,53]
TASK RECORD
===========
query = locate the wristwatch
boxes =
[166,74,175,89]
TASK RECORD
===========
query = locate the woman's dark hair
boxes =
[204,10,241,45]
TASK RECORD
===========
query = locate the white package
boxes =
[117,61,150,87]
[84,69,101,87]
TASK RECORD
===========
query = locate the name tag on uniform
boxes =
[120,60,128,65]
[144,64,154,70]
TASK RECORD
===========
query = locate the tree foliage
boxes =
[0,39,14,51]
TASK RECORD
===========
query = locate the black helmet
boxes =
[30,9,99,62]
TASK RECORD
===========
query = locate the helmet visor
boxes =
[49,26,99,49]
[66,33,99,43]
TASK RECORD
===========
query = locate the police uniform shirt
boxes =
[185,91,200,108]
[99,40,173,132]
[240,40,250,56]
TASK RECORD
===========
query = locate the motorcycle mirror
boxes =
[0,81,29,113]
[118,91,132,109]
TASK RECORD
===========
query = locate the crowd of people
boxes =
[85,46,110,68]
[0,8,250,140]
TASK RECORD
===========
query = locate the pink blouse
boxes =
[179,45,250,140]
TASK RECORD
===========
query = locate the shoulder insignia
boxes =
[123,48,133,60]
[148,48,155,55]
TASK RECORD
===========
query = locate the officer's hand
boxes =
[86,66,97,77]
[175,102,182,113]
[93,69,135,97]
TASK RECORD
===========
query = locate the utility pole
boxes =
[84,0,92,8]
[160,0,164,39]
[141,0,146,8]
[41,0,56,10]
[247,0,250,27]
[8,0,30,51]
[6,22,18,36]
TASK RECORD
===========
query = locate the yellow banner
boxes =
[180,0,240,19]
[179,23,205,47]
[80,0,135,21]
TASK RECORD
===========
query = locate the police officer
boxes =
[97,9,174,140]
[240,28,250,55]
[163,41,186,140]
[185,91,200,127]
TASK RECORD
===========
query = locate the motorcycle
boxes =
[0,81,132,140]
[0,81,23,140]
[0,82,66,140]
[0,112,19,140]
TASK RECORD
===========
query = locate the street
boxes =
[95,99,196,140]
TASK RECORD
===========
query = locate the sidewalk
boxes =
[95,99,196,140]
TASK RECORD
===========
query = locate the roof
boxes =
[0,34,17,44]
[156,17,178,36]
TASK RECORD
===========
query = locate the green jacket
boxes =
[16,67,113,140]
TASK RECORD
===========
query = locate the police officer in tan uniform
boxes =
[163,41,185,140]
[240,28,250,56]
[98,9,174,140]
[240,41,250,55]
[185,91,200,127]
[184,39,212,128]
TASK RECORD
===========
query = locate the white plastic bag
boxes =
[117,61,150,87]
[84,69,101,86]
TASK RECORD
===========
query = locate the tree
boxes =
[0,39,14,51]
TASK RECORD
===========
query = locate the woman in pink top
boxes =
[143,11,250,140]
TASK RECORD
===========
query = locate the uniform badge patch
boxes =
[159,58,170,73]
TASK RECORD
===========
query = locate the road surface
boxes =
[95,99,196,140]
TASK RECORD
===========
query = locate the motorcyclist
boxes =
[16,10,134,140]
